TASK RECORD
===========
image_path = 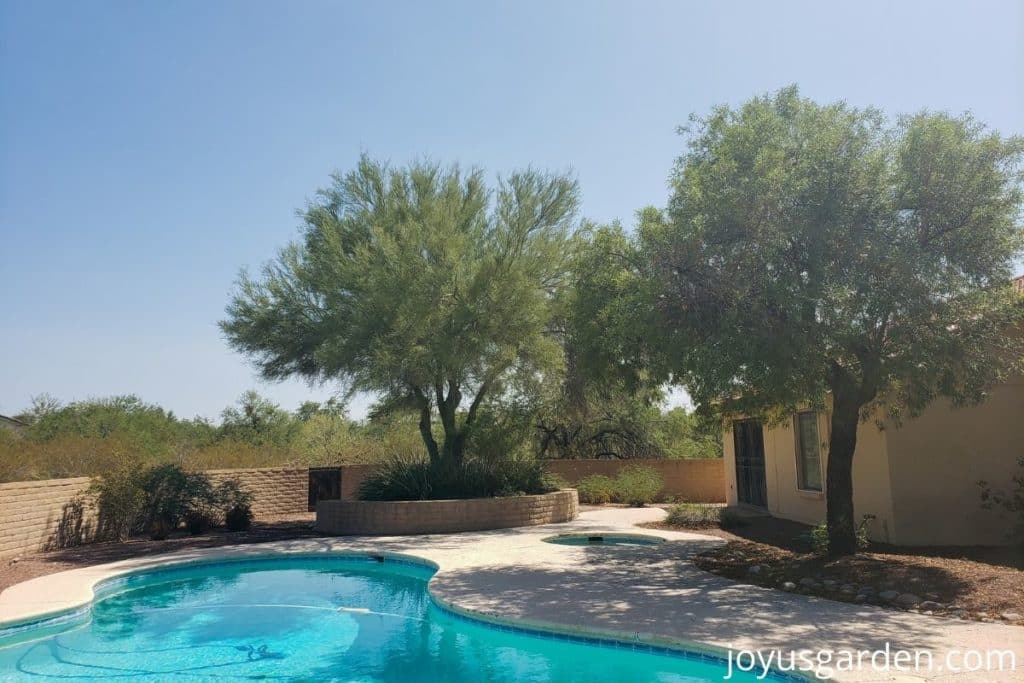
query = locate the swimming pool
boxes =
[0,555,798,681]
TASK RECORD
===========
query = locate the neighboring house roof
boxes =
[0,414,27,428]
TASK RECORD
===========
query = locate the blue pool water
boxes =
[0,556,795,682]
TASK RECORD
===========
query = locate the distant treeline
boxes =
[0,392,720,483]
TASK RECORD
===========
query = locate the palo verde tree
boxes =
[221,156,579,469]
[641,87,1024,555]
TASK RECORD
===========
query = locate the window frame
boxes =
[793,410,823,493]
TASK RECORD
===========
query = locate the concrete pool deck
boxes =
[1,507,1021,681]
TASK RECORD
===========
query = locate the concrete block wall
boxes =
[0,477,94,560]
[545,458,725,503]
[317,489,579,535]
[0,467,309,560]
[205,468,308,518]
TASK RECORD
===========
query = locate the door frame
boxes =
[733,418,768,509]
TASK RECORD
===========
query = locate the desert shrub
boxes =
[225,504,254,531]
[614,465,664,506]
[358,454,556,501]
[88,452,147,541]
[718,508,749,530]
[665,502,721,527]
[139,464,216,534]
[809,515,874,555]
[216,479,255,531]
[89,461,230,541]
[575,475,617,504]
[358,456,432,501]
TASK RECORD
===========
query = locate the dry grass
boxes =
[0,422,425,483]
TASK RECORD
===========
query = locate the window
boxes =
[794,411,822,492]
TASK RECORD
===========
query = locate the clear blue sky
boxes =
[1,0,1021,422]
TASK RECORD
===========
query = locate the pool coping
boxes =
[0,547,810,682]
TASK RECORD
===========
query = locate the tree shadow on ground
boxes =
[430,539,1006,655]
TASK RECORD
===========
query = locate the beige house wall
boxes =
[722,371,1022,546]
[883,376,1023,546]
[724,412,897,542]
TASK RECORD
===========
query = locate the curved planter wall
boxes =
[315,489,579,535]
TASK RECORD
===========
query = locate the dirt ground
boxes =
[644,514,1023,626]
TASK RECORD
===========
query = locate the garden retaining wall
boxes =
[316,489,579,535]
[332,458,725,504]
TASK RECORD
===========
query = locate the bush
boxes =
[88,462,255,540]
[665,503,721,527]
[88,452,146,541]
[217,479,255,532]
[139,464,215,536]
[358,454,556,501]
[224,502,254,531]
[575,475,617,504]
[718,508,749,530]
[614,466,664,506]
[809,515,874,555]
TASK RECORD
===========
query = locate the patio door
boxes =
[733,419,767,508]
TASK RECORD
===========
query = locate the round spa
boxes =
[542,533,665,547]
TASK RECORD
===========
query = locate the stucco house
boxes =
[722,277,1024,547]
[0,414,27,435]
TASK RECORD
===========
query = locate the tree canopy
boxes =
[221,156,581,466]
[640,86,1024,554]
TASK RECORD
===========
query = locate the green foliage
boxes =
[0,391,427,482]
[22,395,216,456]
[222,156,580,469]
[575,475,617,504]
[87,452,147,541]
[219,480,255,531]
[665,503,722,527]
[614,465,664,506]
[979,457,1024,542]
[224,503,254,532]
[139,464,216,535]
[718,508,749,530]
[88,459,254,541]
[644,87,1024,421]
[537,224,670,461]
[358,453,556,501]
[639,86,1024,554]
[809,516,874,555]
[651,408,721,459]
[219,391,298,447]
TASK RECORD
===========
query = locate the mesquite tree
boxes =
[641,87,1024,555]
[222,156,579,467]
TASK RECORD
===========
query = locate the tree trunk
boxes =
[413,389,439,464]
[436,385,465,467]
[826,388,861,556]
